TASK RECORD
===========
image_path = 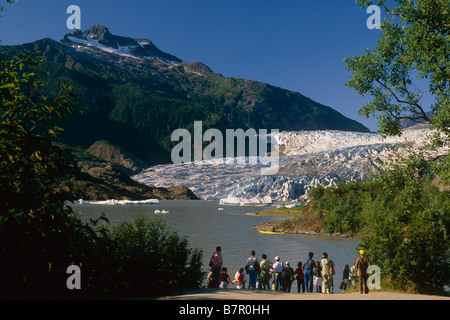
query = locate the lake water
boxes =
[70,200,360,293]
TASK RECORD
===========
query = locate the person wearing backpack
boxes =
[303,252,315,293]
[321,252,335,294]
[246,250,259,289]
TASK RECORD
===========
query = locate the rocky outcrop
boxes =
[87,140,147,175]
[60,162,199,201]
[59,141,199,201]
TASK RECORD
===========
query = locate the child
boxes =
[341,264,351,290]
[207,271,213,288]
[219,267,233,289]
[313,261,322,293]
[234,268,246,289]
[294,261,305,293]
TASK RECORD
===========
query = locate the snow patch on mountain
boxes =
[64,30,182,66]
[68,36,136,58]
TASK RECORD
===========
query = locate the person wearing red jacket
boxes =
[294,261,305,293]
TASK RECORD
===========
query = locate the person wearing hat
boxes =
[283,261,295,293]
[272,256,285,291]
[354,249,371,294]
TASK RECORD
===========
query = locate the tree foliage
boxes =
[0,53,76,212]
[0,51,204,299]
[340,0,450,294]
[0,51,84,298]
[308,155,450,294]
[112,215,204,297]
[359,153,450,294]
[345,0,449,144]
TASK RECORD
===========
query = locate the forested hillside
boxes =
[0,25,370,164]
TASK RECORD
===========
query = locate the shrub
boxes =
[360,178,450,294]
[111,215,204,297]
[309,181,380,236]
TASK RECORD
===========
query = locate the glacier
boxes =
[133,128,446,205]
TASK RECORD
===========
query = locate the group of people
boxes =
[208,247,371,294]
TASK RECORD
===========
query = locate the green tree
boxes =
[344,1,449,294]
[345,0,449,144]
[359,154,450,293]
[0,51,84,297]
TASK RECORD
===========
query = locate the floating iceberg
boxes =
[78,199,160,205]
[219,195,272,206]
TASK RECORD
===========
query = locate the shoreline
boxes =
[250,201,361,239]
[252,220,357,238]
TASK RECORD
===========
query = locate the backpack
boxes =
[305,258,315,270]
[329,261,335,275]
[255,260,261,272]
[248,257,259,272]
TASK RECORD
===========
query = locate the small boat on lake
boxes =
[258,229,285,235]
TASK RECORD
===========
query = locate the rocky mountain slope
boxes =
[58,141,199,201]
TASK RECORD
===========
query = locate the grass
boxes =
[341,276,419,295]
[252,204,305,216]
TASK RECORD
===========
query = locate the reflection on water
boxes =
[70,200,360,293]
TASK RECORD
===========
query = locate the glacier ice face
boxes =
[276,129,430,156]
[133,128,443,204]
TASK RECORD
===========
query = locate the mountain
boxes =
[0,25,370,165]
[399,111,433,129]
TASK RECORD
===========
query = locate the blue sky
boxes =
[0,0,384,131]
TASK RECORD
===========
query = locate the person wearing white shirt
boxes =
[272,256,285,291]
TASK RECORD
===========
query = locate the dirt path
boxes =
[159,288,449,300]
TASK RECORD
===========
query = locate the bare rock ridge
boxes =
[87,140,148,175]
[60,140,199,201]
[61,24,182,64]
